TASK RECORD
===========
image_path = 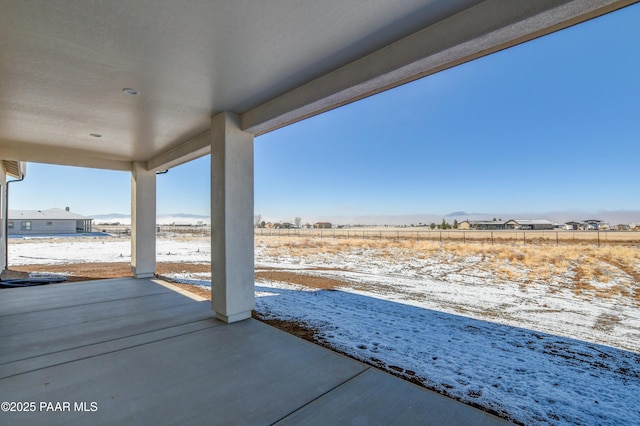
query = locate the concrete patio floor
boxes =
[0,278,511,425]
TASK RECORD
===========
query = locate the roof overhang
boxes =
[1,0,637,172]
[2,160,26,179]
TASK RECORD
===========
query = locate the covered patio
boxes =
[1,0,635,321]
[1,0,637,423]
[0,277,509,424]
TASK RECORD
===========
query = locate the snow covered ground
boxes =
[8,236,211,265]
[7,235,640,425]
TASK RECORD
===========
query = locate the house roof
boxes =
[508,219,554,225]
[462,219,554,226]
[1,0,633,172]
[8,208,93,221]
[461,220,507,225]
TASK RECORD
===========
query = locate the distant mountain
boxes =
[264,209,640,227]
[445,211,468,217]
[164,213,209,219]
[92,213,210,225]
[93,210,640,227]
[92,213,130,219]
[445,211,495,218]
[444,211,500,221]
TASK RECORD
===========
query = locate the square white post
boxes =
[131,161,156,278]
[210,112,254,323]
[0,166,5,271]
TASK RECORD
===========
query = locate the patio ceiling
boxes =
[0,0,636,172]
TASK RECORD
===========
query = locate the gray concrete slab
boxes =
[276,368,511,425]
[0,278,512,425]
[0,319,216,378]
[0,281,215,365]
[1,318,367,425]
[0,278,170,315]
[0,291,197,336]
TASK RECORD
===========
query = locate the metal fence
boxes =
[254,228,640,246]
[96,225,639,246]
[98,224,211,237]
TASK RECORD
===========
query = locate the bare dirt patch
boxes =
[165,281,211,300]
[9,262,211,282]
[255,270,348,289]
[251,314,319,341]
[593,313,622,333]
[9,262,133,281]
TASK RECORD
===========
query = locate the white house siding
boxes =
[506,220,554,231]
[9,219,76,235]
[8,208,93,235]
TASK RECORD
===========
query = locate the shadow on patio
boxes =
[0,278,510,425]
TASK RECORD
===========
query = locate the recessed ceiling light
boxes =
[90,133,102,138]
[122,88,139,95]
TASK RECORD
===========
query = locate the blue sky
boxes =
[9,4,640,223]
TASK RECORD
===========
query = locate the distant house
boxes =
[275,222,293,229]
[459,219,554,231]
[505,219,554,230]
[8,208,93,235]
[458,220,507,230]
[564,221,581,230]
[314,222,332,229]
[582,219,604,231]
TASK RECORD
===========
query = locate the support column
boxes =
[131,161,156,278]
[0,167,5,271]
[211,112,254,323]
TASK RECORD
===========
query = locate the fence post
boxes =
[597,231,600,248]
[491,231,493,245]
[556,232,559,246]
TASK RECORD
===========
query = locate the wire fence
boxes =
[98,224,211,237]
[254,228,640,247]
[96,225,640,246]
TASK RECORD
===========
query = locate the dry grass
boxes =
[255,270,348,289]
[256,236,441,257]
[256,236,640,303]
[9,235,637,305]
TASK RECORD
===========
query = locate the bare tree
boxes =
[254,213,262,228]
[294,217,302,228]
